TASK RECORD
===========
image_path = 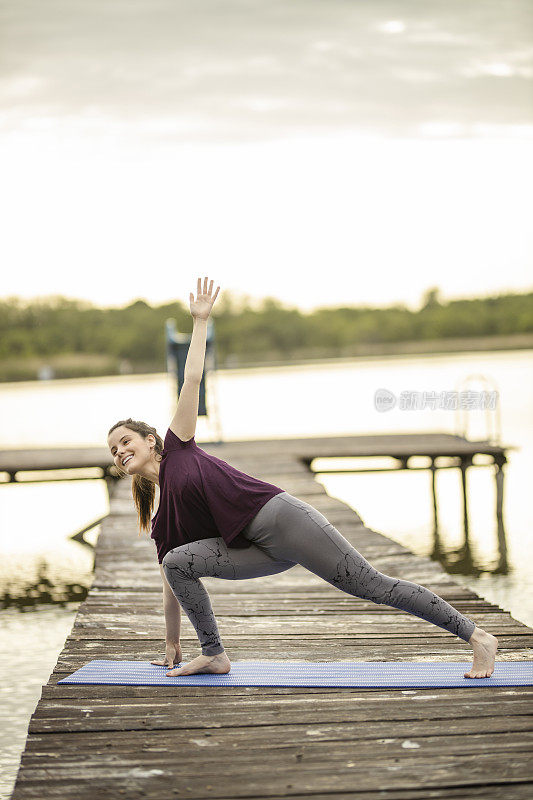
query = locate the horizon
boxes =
[3,283,533,316]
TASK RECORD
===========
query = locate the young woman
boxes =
[107,277,498,680]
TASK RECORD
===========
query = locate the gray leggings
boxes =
[162,492,477,656]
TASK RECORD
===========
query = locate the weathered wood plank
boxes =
[28,691,533,734]
[16,739,533,778]
[10,752,533,800]
[16,717,533,756]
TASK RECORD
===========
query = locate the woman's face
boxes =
[107,426,155,475]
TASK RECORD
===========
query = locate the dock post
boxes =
[460,456,472,540]
[429,457,445,561]
[494,455,509,574]
[430,458,439,535]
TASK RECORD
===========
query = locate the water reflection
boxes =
[429,526,509,579]
[0,478,108,610]
[1,557,90,609]
[429,459,509,577]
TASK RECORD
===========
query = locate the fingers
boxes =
[152,658,183,673]
[195,277,220,301]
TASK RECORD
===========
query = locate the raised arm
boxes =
[169,277,220,441]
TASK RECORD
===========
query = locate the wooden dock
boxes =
[0,432,513,482]
[0,430,514,545]
[9,435,533,799]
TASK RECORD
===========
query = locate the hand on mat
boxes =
[151,641,182,668]
[189,276,220,320]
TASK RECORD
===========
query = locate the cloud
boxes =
[0,0,531,142]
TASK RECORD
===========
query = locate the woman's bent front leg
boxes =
[161,537,296,658]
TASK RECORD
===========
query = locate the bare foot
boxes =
[166,651,231,677]
[464,626,499,678]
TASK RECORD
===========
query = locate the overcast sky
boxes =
[1,0,532,311]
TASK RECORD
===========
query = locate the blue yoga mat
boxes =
[58,659,533,687]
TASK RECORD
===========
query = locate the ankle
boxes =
[469,626,487,643]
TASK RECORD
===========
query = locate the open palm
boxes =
[189,276,220,319]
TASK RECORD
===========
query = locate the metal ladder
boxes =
[454,372,501,444]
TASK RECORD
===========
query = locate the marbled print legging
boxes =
[161,491,477,656]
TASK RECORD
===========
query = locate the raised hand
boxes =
[189,276,220,320]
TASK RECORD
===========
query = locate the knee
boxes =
[162,549,182,576]
[162,548,192,580]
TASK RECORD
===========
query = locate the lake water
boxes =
[1,349,532,797]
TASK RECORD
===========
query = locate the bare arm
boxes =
[159,564,182,643]
[184,317,208,383]
[168,320,206,441]
[169,277,220,441]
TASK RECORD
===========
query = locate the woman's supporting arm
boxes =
[159,564,182,643]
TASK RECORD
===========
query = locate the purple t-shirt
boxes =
[151,427,285,564]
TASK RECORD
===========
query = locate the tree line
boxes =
[1,287,532,381]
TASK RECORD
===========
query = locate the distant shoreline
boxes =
[1,333,532,384]
[219,333,533,370]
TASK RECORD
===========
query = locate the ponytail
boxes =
[132,473,157,534]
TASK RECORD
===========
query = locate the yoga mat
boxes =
[58,660,533,687]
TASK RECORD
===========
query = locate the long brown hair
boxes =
[108,418,163,535]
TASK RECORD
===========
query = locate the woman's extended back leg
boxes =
[242,492,477,644]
